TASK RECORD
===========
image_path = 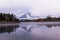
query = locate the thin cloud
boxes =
[0,0,60,17]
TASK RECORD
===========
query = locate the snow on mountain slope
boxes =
[20,12,39,20]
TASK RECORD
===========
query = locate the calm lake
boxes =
[0,22,60,40]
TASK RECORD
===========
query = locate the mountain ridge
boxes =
[20,12,39,20]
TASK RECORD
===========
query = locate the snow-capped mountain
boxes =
[20,12,39,20]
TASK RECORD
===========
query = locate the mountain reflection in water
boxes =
[0,22,60,40]
[20,24,60,32]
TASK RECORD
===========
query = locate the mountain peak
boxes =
[20,12,39,20]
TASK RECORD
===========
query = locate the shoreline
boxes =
[0,22,20,26]
[20,21,60,23]
[20,22,60,25]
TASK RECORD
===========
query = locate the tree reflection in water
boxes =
[46,25,52,28]
[46,24,60,28]
[0,25,19,33]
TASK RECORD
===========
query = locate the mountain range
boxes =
[20,12,39,20]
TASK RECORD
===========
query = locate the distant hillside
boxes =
[20,16,60,22]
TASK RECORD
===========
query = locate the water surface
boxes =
[0,22,60,40]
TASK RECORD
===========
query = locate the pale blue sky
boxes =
[0,0,60,18]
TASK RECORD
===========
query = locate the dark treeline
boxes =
[20,16,60,22]
[0,13,20,23]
